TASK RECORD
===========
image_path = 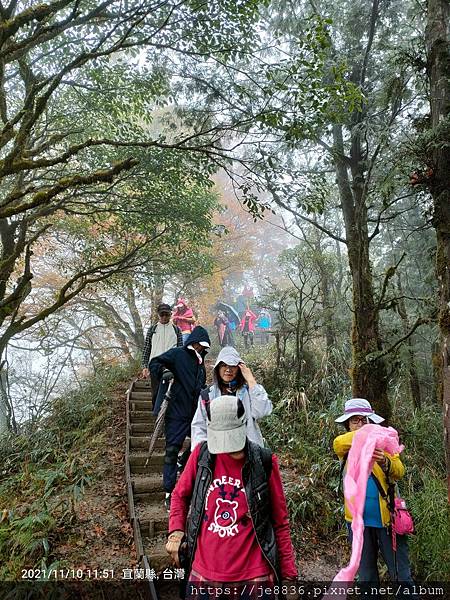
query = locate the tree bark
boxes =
[0,361,16,433]
[311,233,337,351]
[125,283,144,356]
[396,275,422,409]
[425,0,450,500]
[333,123,391,419]
[149,267,165,322]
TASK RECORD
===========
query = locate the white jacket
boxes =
[190,346,272,449]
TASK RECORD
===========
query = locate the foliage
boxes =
[389,404,448,579]
[407,475,450,580]
[0,362,135,579]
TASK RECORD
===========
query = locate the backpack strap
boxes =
[338,452,348,496]
[200,386,211,404]
[371,471,398,580]
[200,386,212,420]
[198,440,209,463]
[371,472,395,512]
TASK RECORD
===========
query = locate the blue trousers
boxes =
[347,524,415,597]
[163,418,191,493]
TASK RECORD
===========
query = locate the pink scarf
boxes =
[334,424,403,582]
[173,306,194,319]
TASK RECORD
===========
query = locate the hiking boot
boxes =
[164,492,171,513]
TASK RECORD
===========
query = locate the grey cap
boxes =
[207,395,247,454]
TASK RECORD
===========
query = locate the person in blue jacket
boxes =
[150,326,211,511]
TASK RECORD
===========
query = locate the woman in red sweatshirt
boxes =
[166,395,298,600]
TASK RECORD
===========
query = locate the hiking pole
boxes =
[145,377,174,467]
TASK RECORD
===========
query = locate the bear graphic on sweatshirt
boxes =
[208,499,239,537]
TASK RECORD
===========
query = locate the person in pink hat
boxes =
[172,298,196,344]
[333,398,414,589]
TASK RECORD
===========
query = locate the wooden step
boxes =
[129,452,164,466]
[129,453,164,473]
[135,491,165,503]
[130,432,166,449]
[143,537,172,572]
[132,474,164,494]
[129,400,153,411]
[137,505,169,536]
[130,436,165,450]
[131,423,160,435]
[130,391,152,400]
[133,381,152,390]
[130,411,156,423]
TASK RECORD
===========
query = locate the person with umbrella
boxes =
[150,326,211,511]
[214,310,234,347]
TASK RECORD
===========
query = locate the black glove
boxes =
[162,369,174,382]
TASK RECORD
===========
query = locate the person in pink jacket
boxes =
[239,308,257,349]
[166,395,298,599]
[172,298,196,343]
[333,398,414,592]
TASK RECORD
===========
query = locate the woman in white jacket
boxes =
[191,346,272,449]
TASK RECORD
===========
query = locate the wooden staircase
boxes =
[125,378,181,598]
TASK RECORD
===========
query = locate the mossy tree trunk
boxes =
[333,123,391,420]
[396,275,422,409]
[426,0,450,500]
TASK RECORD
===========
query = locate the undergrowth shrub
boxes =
[390,404,448,579]
[408,475,450,579]
[0,362,135,579]
[262,391,344,544]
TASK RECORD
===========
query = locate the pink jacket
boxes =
[239,309,257,333]
[172,298,195,333]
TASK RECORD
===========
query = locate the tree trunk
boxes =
[126,283,144,356]
[396,275,422,409]
[312,234,336,351]
[333,124,390,420]
[150,268,165,322]
[0,366,9,434]
[0,361,16,434]
[425,0,450,500]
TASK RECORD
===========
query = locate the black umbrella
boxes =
[145,378,174,466]
[216,301,240,324]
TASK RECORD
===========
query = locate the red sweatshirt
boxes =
[169,444,298,581]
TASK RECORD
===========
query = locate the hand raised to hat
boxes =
[238,362,256,389]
